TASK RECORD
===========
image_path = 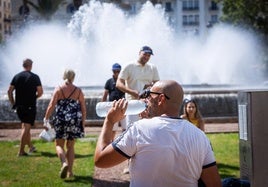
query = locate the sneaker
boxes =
[60,163,68,179]
[29,146,37,154]
[123,167,129,174]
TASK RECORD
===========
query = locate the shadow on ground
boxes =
[93,179,130,187]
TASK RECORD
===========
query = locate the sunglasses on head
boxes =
[183,99,198,106]
[139,90,170,100]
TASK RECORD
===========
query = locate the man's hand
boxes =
[106,99,128,125]
[129,90,139,99]
[139,109,149,119]
[12,105,16,110]
[94,99,129,168]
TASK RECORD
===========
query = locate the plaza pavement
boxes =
[0,122,238,141]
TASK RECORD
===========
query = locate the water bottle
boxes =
[96,100,146,117]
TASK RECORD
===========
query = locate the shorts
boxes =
[16,106,36,126]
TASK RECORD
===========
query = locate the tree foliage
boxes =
[25,0,66,20]
[221,0,268,36]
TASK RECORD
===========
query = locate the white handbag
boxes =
[39,128,56,142]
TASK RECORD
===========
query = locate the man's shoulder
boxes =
[145,62,157,68]
[12,71,27,81]
[124,60,138,67]
[29,71,40,77]
[17,70,39,77]
[29,72,41,81]
[105,77,115,84]
[14,71,25,76]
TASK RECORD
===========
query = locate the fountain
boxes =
[0,1,267,125]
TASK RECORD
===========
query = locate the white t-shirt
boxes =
[112,117,216,187]
[119,61,160,100]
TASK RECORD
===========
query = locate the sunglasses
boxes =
[139,90,170,100]
[184,99,196,104]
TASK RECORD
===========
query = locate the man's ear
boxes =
[158,94,166,106]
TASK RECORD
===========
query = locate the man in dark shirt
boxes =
[102,63,126,137]
[7,58,43,156]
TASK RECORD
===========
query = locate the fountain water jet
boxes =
[1,1,266,88]
[0,1,267,123]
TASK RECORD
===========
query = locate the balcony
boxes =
[182,7,199,11]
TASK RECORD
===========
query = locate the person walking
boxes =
[94,80,222,187]
[44,69,86,179]
[101,63,126,138]
[116,46,160,128]
[7,58,43,156]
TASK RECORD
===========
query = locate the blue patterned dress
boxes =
[53,87,84,140]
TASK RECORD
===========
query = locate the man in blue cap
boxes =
[101,63,126,138]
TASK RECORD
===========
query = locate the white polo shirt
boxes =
[119,61,159,100]
[112,117,216,187]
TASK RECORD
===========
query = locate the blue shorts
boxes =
[16,106,36,126]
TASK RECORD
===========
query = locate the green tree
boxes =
[219,0,268,76]
[220,0,268,36]
[25,0,66,20]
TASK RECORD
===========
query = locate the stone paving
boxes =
[0,123,238,141]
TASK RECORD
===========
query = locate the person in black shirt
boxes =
[102,63,126,138]
[7,58,43,156]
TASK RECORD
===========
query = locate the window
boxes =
[210,1,218,10]
[165,2,172,12]
[182,0,199,10]
[211,15,218,24]
[183,15,199,26]
[194,15,199,24]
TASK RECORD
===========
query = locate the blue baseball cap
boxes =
[112,63,121,70]
[140,46,154,55]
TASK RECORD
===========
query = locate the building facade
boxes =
[118,0,222,37]
[0,0,11,42]
[1,0,222,41]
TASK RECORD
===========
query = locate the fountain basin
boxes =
[0,85,240,125]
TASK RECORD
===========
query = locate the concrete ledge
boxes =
[204,117,238,123]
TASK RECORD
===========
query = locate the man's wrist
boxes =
[12,104,16,110]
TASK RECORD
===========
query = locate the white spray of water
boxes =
[0,1,266,88]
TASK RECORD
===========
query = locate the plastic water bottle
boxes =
[96,100,146,117]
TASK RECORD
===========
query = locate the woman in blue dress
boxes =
[44,69,86,179]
